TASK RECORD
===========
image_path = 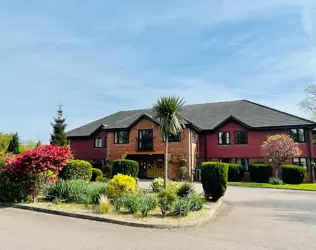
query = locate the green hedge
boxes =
[0,171,28,202]
[249,164,272,183]
[282,165,306,184]
[91,168,103,181]
[59,160,92,181]
[112,159,139,177]
[201,162,228,201]
[228,163,244,182]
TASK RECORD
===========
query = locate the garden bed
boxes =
[1,200,222,229]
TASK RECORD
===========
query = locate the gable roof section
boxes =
[67,100,315,137]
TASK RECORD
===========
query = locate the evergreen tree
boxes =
[50,105,68,146]
[6,133,21,154]
[36,140,42,148]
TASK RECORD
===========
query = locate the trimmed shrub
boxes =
[228,163,244,182]
[96,176,109,183]
[249,164,272,183]
[96,195,111,214]
[112,159,139,177]
[187,191,205,211]
[157,189,177,217]
[171,198,190,217]
[105,174,137,198]
[201,162,228,201]
[268,177,283,185]
[0,171,28,202]
[282,165,306,184]
[91,168,103,181]
[177,182,194,197]
[60,160,92,181]
[44,180,106,204]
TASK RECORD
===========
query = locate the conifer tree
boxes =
[6,133,21,154]
[36,140,42,148]
[50,105,68,146]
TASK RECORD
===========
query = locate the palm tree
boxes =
[153,96,185,189]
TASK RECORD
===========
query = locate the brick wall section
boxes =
[106,118,197,179]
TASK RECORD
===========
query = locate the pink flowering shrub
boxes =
[4,145,72,200]
[261,134,302,178]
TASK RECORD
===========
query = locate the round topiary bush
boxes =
[249,164,272,183]
[59,160,92,181]
[112,159,139,177]
[228,163,244,182]
[282,165,306,184]
[105,174,137,198]
[91,168,103,181]
[201,162,228,201]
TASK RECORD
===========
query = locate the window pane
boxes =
[293,158,299,165]
[218,132,223,144]
[225,132,230,144]
[235,131,247,144]
[114,132,118,143]
[313,134,316,144]
[300,158,307,168]
[290,129,298,142]
[298,129,305,142]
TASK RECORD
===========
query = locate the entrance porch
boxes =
[127,154,164,179]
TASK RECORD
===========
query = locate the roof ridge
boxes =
[243,100,315,124]
[107,110,149,126]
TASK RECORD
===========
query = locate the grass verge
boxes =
[228,182,316,191]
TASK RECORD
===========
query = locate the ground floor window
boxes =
[220,158,232,163]
[293,158,307,169]
[236,158,249,171]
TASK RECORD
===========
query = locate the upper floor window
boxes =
[235,131,248,144]
[313,133,316,144]
[293,157,307,169]
[164,132,181,142]
[218,132,230,145]
[114,131,129,144]
[138,129,153,151]
[290,128,305,143]
[94,138,103,148]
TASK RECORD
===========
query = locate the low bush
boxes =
[187,192,205,211]
[157,189,177,217]
[138,193,157,217]
[112,159,139,177]
[171,198,190,217]
[125,195,140,214]
[105,174,137,198]
[96,194,111,214]
[249,164,272,183]
[96,176,109,183]
[228,163,244,182]
[112,195,128,211]
[0,171,28,202]
[201,162,228,201]
[44,180,106,204]
[91,168,103,181]
[151,178,179,193]
[268,177,283,185]
[282,165,306,184]
[177,182,194,197]
[60,160,92,181]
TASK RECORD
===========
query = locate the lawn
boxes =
[228,182,316,191]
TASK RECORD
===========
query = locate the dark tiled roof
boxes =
[66,100,315,137]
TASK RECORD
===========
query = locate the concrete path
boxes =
[1,186,316,250]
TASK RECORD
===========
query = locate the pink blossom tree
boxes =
[261,134,302,178]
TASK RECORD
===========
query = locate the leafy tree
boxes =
[50,105,68,146]
[153,96,185,189]
[22,140,37,150]
[6,133,21,154]
[36,141,42,148]
[0,133,13,153]
[261,134,302,178]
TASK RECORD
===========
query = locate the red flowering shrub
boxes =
[4,145,72,200]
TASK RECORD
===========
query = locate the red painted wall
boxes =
[199,120,312,159]
[69,130,107,160]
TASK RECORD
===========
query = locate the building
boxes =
[66,100,316,182]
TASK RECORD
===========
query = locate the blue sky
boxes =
[1,0,316,143]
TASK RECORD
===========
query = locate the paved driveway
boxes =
[0,186,315,250]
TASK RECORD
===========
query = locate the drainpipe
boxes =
[306,128,313,182]
[188,129,192,180]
